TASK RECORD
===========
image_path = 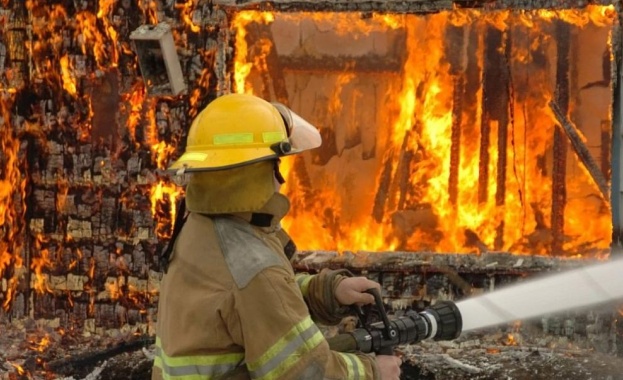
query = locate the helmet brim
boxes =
[167,147,279,173]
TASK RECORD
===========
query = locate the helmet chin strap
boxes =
[273,160,286,189]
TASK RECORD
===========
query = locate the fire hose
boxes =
[326,256,623,355]
[326,288,463,355]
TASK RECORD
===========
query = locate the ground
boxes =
[2,318,623,379]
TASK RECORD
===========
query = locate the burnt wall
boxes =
[0,0,229,332]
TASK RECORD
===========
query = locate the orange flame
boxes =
[504,333,518,346]
[28,333,51,352]
[31,234,54,294]
[176,0,202,33]
[0,92,27,310]
[233,7,615,256]
[10,362,26,375]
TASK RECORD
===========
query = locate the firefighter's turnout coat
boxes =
[152,163,379,380]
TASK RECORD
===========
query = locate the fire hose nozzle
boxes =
[420,301,463,341]
[327,292,463,354]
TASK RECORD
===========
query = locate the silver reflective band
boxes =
[421,311,437,340]
[248,319,323,379]
[154,346,243,378]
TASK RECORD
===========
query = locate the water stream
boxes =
[457,256,623,332]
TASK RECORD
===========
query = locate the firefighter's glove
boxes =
[335,276,382,306]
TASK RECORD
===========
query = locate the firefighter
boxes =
[152,93,402,380]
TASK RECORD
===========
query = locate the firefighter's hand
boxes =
[334,277,381,306]
[376,355,402,380]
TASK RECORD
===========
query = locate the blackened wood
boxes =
[479,27,506,204]
[600,120,611,182]
[397,130,417,210]
[477,103,491,204]
[279,55,402,74]
[494,30,513,250]
[44,336,155,375]
[218,0,617,13]
[372,152,395,222]
[246,22,289,103]
[551,20,570,255]
[291,250,597,275]
[450,77,464,205]
[446,24,466,205]
[548,100,609,201]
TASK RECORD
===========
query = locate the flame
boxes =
[31,234,54,294]
[29,333,51,352]
[176,0,202,33]
[232,12,275,94]
[504,333,518,346]
[87,257,96,315]
[60,56,78,96]
[0,91,27,310]
[139,0,161,25]
[233,7,615,256]
[149,180,183,240]
[10,362,26,375]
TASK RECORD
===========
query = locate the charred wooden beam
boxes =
[601,120,612,182]
[291,250,595,275]
[278,55,402,73]
[449,76,464,206]
[396,130,418,210]
[478,111,491,204]
[548,100,609,200]
[494,31,512,250]
[372,152,395,223]
[612,22,623,249]
[44,335,154,376]
[216,0,619,13]
[551,20,570,255]
[479,26,507,205]
[246,22,290,103]
[446,24,466,205]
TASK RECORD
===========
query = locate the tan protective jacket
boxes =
[152,193,379,380]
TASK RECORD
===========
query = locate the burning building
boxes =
[0,0,621,378]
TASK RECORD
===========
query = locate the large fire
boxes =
[0,1,187,315]
[0,0,617,352]
[233,6,617,257]
[0,1,617,376]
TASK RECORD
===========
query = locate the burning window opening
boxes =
[233,6,619,258]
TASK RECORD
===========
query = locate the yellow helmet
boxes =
[168,93,321,172]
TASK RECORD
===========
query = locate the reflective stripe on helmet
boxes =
[247,315,324,379]
[336,352,366,380]
[262,131,287,143]
[213,133,254,145]
[153,337,244,379]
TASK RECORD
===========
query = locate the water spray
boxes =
[458,255,623,332]
[327,256,623,354]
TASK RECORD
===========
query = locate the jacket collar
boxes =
[230,193,290,231]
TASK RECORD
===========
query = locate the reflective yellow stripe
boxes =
[262,131,286,143]
[295,274,314,297]
[337,352,365,380]
[213,133,254,145]
[178,152,208,162]
[247,316,324,379]
[154,337,244,379]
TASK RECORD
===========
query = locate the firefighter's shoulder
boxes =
[212,216,285,289]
